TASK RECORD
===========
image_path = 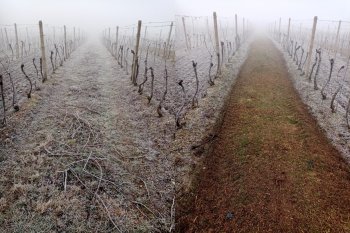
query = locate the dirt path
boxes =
[177,37,350,233]
[0,39,174,232]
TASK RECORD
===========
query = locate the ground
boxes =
[0,39,175,232]
[1,35,350,233]
[177,37,350,232]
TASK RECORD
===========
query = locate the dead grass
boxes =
[0,41,175,232]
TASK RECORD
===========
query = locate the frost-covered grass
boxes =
[272,35,350,163]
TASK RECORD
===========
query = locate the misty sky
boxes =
[176,0,350,21]
[1,0,350,32]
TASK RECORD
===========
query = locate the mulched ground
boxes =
[176,37,350,233]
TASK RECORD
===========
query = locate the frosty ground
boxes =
[274,38,350,163]
[0,28,251,230]
[0,32,349,232]
[0,38,176,232]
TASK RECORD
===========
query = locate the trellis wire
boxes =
[269,17,350,127]
[0,22,85,126]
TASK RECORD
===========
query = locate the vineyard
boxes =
[0,23,84,124]
[270,17,350,161]
[0,7,350,233]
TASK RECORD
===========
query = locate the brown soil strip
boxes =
[177,37,350,233]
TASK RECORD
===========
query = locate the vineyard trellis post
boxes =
[108,27,111,49]
[143,26,147,41]
[26,27,30,44]
[64,25,67,59]
[182,17,189,50]
[278,17,281,41]
[14,23,19,59]
[287,18,291,42]
[334,20,342,59]
[213,11,221,75]
[0,28,4,46]
[131,20,142,86]
[158,29,162,54]
[243,17,245,40]
[74,27,76,48]
[305,16,318,78]
[235,14,238,39]
[4,28,9,50]
[166,21,174,58]
[39,20,48,82]
[115,26,119,57]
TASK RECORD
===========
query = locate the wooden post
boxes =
[235,14,238,39]
[39,20,48,82]
[287,18,291,41]
[26,27,30,44]
[191,16,195,37]
[347,33,350,57]
[206,17,210,38]
[4,28,9,50]
[158,29,163,53]
[64,25,67,59]
[14,23,19,59]
[166,22,174,57]
[182,17,189,50]
[131,20,142,85]
[115,26,119,57]
[213,12,221,75]
[305,16,318,78]
[108,27,111,49]
[278,17,281,41]
[0,28,4,47]
[334,20,342,58]
[73,27,76,48]
[326,25,331,52]
[243,17,245,40]
[142,26,148,52]
[143,26,147,41]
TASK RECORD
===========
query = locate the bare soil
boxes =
[177,37,350,233]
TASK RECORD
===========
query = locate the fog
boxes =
[1,0,350,34]
[176,0,350,22]
[0,0,177,36]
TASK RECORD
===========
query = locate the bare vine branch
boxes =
[21,64,33,98]
[192,60,199,108]
[157,62,168,117]
[321,58,335,99]
[313,49,321,90]
[208,55,214,86]
[175,80,187,129]
[0,75,6,125]
[50,51,55,73]
[330,65,345,113]
[147,67,154,104]
[138,45,150,95]
[308,49,318,81]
